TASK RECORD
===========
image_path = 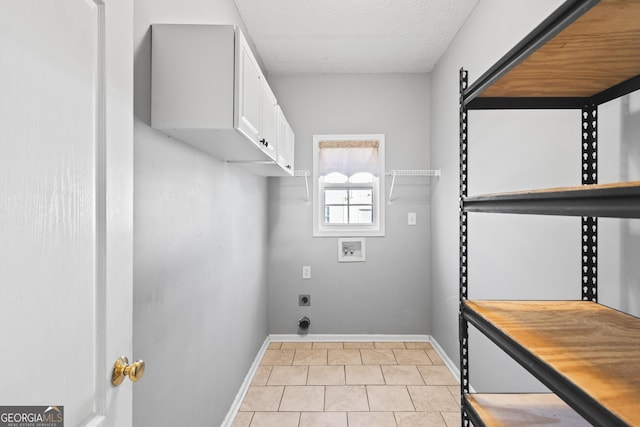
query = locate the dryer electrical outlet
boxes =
[299,295,311,306]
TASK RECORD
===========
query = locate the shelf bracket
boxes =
[294,170,310,203]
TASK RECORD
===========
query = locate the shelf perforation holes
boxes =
[582,217,598,302]
[582,109,597,184]
[458,68,470,403]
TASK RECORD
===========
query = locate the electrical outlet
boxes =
[302,265,311,279]
[299,294,311,306]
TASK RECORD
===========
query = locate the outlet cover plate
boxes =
[408,212,417,226]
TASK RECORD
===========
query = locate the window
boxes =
[313,134,385,237]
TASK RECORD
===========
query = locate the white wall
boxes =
[430,0,640,393]
[133,1,269,425]
[267,74,432,335]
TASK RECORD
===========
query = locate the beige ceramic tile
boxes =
[345,365,385,385]
[395,411,447,426]
[279,385,325,412]
[382,365,425,385]
[230,411,253,427]
[239,386,284,412]
[249,412,299,427]
[307,365,345,385]
[267,342,282,349]
[407,386,459,412]
[312,342,343,349]
[251,366,272,385]
[361,349,397,365]
[343,342,375,349]
[367,385,415,411]
[299,411,347,427]
[267,366,308,385]
[374,342,406,349]
[393,349,432,365]
[324,386,369,411]
[281,342,313,349]
[260,349,295,366]
[328,349,362,365]
[426,349,445,365]
[348,412,397,427]
[418,366,458,386]
[293,349,328,365]
[441,411,462,427]
[404,342,434,350]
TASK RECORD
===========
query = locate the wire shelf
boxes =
[386,169,441,202]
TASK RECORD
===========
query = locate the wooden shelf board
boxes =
[463,300,640,426]
[463,181,640,218]
[478,0,640,99]
[465,393,590,426]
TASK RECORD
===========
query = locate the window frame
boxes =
[313,134,385,237]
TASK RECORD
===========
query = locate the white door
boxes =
[0,1,133,426]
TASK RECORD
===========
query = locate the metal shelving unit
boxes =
[459,0,640,425]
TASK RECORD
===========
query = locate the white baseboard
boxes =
[428,336,460,382]
[429,336,475,393]
[221,336,270,427]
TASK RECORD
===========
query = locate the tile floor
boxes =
[231,341,461,427]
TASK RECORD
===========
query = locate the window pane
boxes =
[325,189,348,204]
[324,205,348,224]
[349,189,373,204]
[350,206,373,224]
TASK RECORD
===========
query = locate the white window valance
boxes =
[318,140,380,177]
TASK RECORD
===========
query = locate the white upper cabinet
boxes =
[151,24,293,174]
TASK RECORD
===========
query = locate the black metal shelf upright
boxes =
[459,0,640,425]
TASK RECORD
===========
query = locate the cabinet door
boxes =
[235,31,262,146]
[277,106,295,174]
[260,82,278,161]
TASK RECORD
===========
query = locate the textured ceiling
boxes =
[233,0,479,75]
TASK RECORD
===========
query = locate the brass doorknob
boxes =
[111,356,145,386]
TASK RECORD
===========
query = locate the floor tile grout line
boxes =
[380,363,388,385]
[405,384,417,412]
[438,411,448,426]
[364,385,371,412]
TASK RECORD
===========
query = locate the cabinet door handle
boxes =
[286,165,292,169]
